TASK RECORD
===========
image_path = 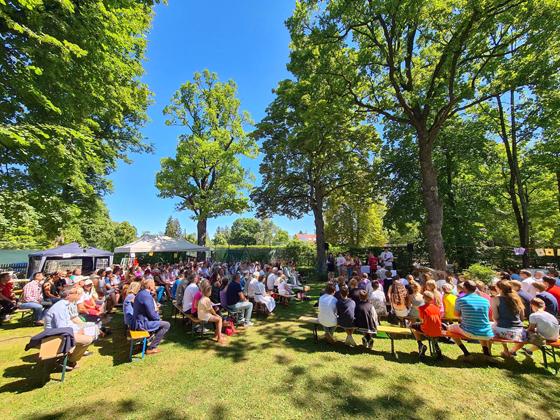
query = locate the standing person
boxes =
[132,279,170,355]
[448,280,494,357]
[336,285,356,346]
[198,283,227,345]
[512,298,560,357]
[327,253,336,280]
[20,272,45,325]
[354,289,378,349]
[345,254,354,279]
[410,291,443,359]
[318,282,338,343]
[226,274,254,327]
[491,280,525,357]
[336,253,346,276]
[379,247,394,269]
[0,272,16,322]
[367,251,378,274]
[43,287,94,368]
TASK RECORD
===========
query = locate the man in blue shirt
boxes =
[44,287,94,367]
[226,274,254,326]
[448,280,494,357]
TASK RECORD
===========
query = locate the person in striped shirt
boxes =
[20,272,45,325]
[448,280,494,357]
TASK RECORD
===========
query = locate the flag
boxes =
[535,248,545,257]
[545,248,554,256]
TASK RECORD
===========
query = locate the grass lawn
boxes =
[1,285,559,420]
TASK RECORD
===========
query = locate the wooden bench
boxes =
[377,325,413,358]
[14,307,33,326]
[298,316,378,345]
[127,330,151,361]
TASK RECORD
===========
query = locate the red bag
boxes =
[223,319,237,336]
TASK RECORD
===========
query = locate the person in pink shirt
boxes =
[20,272,45,325]
[191,279,209,318]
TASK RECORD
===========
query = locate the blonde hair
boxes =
[127,281,141,296]
[141,278,155,290]
[424,280,442,307]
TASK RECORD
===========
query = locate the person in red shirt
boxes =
[543,276,560,307]
[410,291,443,360]
[0,272,16,322]
[367,251,378,273]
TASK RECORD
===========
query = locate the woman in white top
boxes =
[254,275,276,313]
[247,273,259,299]
[277,275,292,297]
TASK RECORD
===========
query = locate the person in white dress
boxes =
[277,275,292,297]
[254,274,276,313]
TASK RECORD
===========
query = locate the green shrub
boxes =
[463,263,496,284]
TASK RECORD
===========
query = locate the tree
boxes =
[252,78,378,272]
[229,218,260,245]
[288,0,560,269]
[156,70,257,257]
[0,0,158,246]
[325,197,387,247]
[112,221,138,250]
[213,226,231,245]
[164,216,182,238]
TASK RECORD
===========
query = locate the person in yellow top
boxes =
[442,283,457,321]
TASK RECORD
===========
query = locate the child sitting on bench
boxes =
[318,282,338,343]
[354,289,378,349]
[510,297,559,356]
[410,291,443,359]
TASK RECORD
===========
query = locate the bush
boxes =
[463,263,496,284]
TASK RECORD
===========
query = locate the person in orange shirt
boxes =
[543,276,560,308]
[410,291,443,360]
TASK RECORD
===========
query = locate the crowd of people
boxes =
[2,252,560,369]
[318,262,560,360]
[0,258,305,365]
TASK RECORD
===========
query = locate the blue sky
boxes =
[105,0,315,238]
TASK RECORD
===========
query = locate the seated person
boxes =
[348,278,361,304]
[253,274,276,313]
[0,272,16,323]
[354,289,378,349]
[42,274,60,305]
[336,285,356,346]
[407,280,424,321]
[491,280,525,357]
[123,281,142,329]
[226,274,254,327]
[533,282,558,316]
[442,284,458,321]
[369,280,387,317]
[104,272,121,311]
[543,275,560,306]
[44,287,95,369]
[410,291,443,359]
[247,273,259,300]
[388,278,409,318]
[77,279,104,321]
[512,297,560,356]
[20,272,45,325]
[277,275,292,297]
[198,283,227,345]
[318,282,338,343]
[132,279,170,355]
[182,274,200,314]
[448,280,494,357]
[210,277,222,304]
[510,280,532,317]
[191,279,209,318]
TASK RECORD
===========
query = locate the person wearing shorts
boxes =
[198,283,227,345]
[448,280,493,356]
[511,297,559,356]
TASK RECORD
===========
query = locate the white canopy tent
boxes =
[114,234,209,255]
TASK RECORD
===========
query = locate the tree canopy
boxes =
[156,70,257,250]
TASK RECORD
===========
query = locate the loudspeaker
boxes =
[406,243,414,253]
[324,242,330,250]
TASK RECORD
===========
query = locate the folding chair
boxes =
[38,336,69,383]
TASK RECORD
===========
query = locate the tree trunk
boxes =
[418,135,447,270]
[196,218,207,261]
[312,201,327,275]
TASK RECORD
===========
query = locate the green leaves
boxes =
[156,71,257,239]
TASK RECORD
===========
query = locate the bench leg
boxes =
[61,353,68,382]
[388,334,396,358]
[313,325,318,342]
[141,337,147,359]
[129,340,134,362]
